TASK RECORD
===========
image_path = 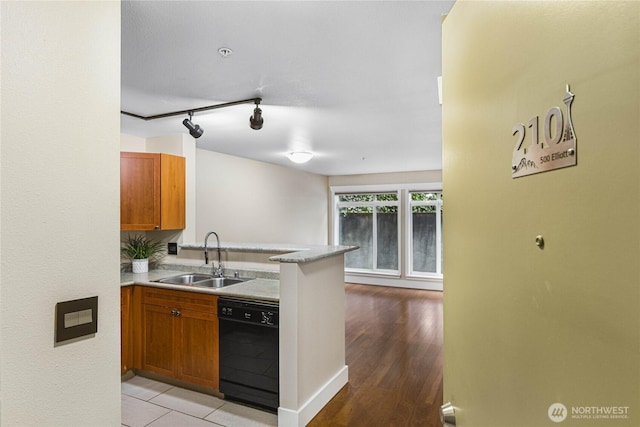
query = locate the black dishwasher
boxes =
[218,298,279,411]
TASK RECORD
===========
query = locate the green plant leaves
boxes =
[121,234,165,261]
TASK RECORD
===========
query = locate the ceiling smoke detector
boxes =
[218,47,233,58]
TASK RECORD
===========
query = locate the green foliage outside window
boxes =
[338,193,398,215]
[411,192,443,214]
[338,192,443,215]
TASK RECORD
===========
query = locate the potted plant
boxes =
[121,234,165,273]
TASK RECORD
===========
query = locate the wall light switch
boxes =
[55,296,98,344]
[64,309,93,328]
[64,312,80,328]
[77,309,93,325]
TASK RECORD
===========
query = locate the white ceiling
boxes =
[121,1,455,176]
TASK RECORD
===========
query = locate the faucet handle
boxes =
[213,265,223,278]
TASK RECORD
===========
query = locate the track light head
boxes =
[183,116,204,139]
[249,102,263,130]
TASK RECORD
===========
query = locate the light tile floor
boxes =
[122,376,278,427]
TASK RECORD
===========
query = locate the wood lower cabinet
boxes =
[139,287,219,389]
[177,309,219,386]
[141,302,176,377]
[120,152,185,231]
[121,286,133,374]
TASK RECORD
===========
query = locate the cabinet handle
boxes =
[154,225,160,230]
[170,309,181,317]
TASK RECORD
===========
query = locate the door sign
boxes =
[512,85,577,178]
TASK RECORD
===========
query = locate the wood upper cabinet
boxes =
[120,152,185,230]
[140,287,219,389]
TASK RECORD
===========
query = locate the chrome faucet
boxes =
[204,231,223,277]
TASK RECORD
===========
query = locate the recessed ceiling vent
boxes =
[218,47,233,58]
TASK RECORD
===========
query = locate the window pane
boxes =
[411,192,439,202]
[338,194,374,202]
[376,193,398,202]
[339,207,372,269]
[377,207,398,270]
[412,207,437,273]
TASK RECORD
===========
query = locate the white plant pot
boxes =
[132,258,149,274]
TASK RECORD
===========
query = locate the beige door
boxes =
[442,2,639,426]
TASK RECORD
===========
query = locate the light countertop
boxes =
[121,243,358,302]
[121,269,279,302]
[179,242,359,264]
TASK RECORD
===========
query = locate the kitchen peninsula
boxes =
[121,242,358,427]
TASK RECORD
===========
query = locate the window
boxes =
[332,185,443,288]
[408,192,443,277]
[336,192,399,274]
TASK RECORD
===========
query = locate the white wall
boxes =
[1,2,121,426]
[120,133,146,152]
[328,169,442,187]
[196,149,329,245]
[278,255,348,426]
[123,138,439,249]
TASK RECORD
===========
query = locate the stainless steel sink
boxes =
[155,273,244,288]
[156,274,213,285]
[194,277,244,288]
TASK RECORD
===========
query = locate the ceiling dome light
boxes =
[287,151,313,164]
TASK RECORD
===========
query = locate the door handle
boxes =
[440,402,456,427]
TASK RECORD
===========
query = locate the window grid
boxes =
[332,186,443,282]
[336,191,400,275]
[408,192,443,278]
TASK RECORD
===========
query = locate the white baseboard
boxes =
[278,365,349,427]
[345,274,443,291]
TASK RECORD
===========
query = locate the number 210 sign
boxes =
[511,85,577,178]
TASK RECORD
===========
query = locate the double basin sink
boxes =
[154,273,245,288]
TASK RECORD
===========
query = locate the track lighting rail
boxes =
[120,97,262,121]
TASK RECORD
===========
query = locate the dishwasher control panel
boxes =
[218,298,279,327]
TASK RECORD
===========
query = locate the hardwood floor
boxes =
[308,283,443,427]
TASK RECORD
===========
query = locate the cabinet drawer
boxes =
[142,286,218,314]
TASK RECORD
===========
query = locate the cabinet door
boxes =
[138,287,219,389]
[120,287,133,374]
[177,309,219,389]
[120,153,160,230]
[159,154,185,230]
[141,303,176,377]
